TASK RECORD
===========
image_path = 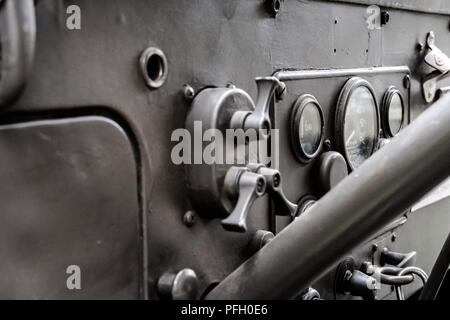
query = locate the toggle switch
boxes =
[247,163,298,217]
[221,167,266,232]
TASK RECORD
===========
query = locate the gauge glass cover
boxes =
[388,92,403,135]
[343,86,378,169]
[299,102,322,157]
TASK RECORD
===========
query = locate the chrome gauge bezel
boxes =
[381,86,405,137]
[290,94,325,163]
[335,77,380,171]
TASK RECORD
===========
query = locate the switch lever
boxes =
[247,163,298,217]
[221,167,266,232]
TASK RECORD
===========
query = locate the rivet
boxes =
[183,210,196,227]
[183,84,195,102]
[403,74,411,89]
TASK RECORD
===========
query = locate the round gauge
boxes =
[335,77,380,170]
[382,87,404,137]
[290,94,325,163]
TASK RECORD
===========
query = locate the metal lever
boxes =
[247,163,298,217]
[221,167,266,232]
[230,77,285,138]
[422,31,450,103]
[380,248,416,268]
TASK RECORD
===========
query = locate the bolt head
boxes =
[403,75,411,89]
[183,210,196,227]
[323,139,332,151]
[381,11,390,25]
[183,84,195,101]
[267,0,282,17]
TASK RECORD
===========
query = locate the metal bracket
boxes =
[422,31,450,103]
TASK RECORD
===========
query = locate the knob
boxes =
[157,268,198,300]
[221,167,266,232]
[318,151,348,193]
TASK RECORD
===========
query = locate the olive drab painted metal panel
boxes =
[0,0,448,299]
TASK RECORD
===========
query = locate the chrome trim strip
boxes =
[274,66,410,81]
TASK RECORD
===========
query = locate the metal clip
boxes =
[422,31,450,103]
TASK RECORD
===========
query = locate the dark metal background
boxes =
[0,0,448,299]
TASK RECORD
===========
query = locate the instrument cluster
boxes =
[273,67,410,230]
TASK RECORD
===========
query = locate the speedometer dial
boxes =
[335,77,380,170]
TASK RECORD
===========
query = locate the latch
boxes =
[422,31,450,103]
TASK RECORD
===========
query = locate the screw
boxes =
[416,42,424,51]
[183,84,195,101]
[266,0,282,17]
[256,178,265,193]
[183,210,196,227]
[226,82,236,89]
[272,173,281,188]
[391,233,397,242]
[403,74,410,89]
[323,139,332,151]
[380,11,390,25]
[371,243,378,252]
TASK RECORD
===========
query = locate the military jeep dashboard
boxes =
[0,0,449,301]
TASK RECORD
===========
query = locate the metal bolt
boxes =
[403,74,410,89]
[266,0,282,17]
[183,84,195,102]
[183,210,196,227]
[256,178,265,193]
[391,233,397,242]
[323,139,332,151]
[371,243,378,252]
[416,42,424,51]
[272,173,281,188]
[226,83,236,89]
[380,11,390,25]
[360,261,375,275]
